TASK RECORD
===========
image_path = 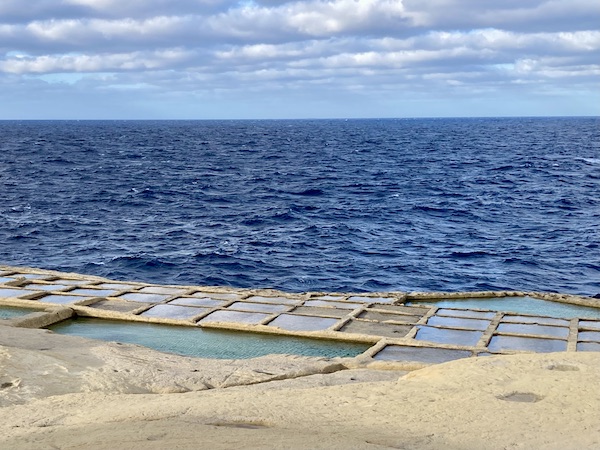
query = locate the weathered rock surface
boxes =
[2,324,600,450]
[0,324,355,405]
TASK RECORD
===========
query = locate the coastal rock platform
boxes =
[2,265,600,367]
[2,265,600,449]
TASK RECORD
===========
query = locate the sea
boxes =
[0,117,598,296]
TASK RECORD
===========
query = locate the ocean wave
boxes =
[1,117,598,295]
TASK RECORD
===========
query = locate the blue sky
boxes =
[1,0,599,119]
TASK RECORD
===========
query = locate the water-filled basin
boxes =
[0,305,40,319]
[407,296,600,319]
[48,318,370,359]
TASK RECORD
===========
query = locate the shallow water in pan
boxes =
[48,317,370,359]
[407,296,600,319]
[0,305,40,319]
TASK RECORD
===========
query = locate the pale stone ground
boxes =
[1,324,600,450]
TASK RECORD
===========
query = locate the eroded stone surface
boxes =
[0,325,348,405]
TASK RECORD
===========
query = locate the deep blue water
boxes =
[1,118,598,296]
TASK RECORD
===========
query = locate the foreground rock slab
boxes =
[1,324,600,449]
[0,325,356,405]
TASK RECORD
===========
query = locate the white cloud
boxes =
[0,49,193,74]
[0,0,598,118]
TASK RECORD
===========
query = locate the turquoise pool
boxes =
[49,317,370,359]
[407,296,600,319]
[0,305,39,320]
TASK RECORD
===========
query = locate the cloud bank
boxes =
[1,0,598,118]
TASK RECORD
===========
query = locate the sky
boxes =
[0,0,599,119]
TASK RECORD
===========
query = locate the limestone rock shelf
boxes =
[2,264,600,367]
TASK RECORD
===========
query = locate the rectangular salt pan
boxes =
[370,304,431,315]
[339,320,413,338]
[48,318,369,359]
[488,335,567,353]
[227,302,290,313]
[192,292,242,301]
[358,310,423,324]
[199,310,270,325]
[69,288,120,297]
[169,297,227,308]
[579,321,600,331]
[496,323,569,339]
[141,304,209,320]
[304,300,361,310]
[347,296,395,304]
[0,288,40,298]
[245,296,301,306]
[416,326,483,347]
[374,345,472,364]
[39,294,90,305]
[96,283,138,290]
[53,279,93,285]
[408,297,600,319]
[139,286,189,295]
[577,342,600,352]
[267,314,338,332]
[89,300,142,312]
[426,315,491,331]
[292,306,349,318]
[578,331,600,342]
[118,293,171,303]
[435,308,496,320]
[24,284,71,292]
[0,305,41,319]
[501,315,570,327]
[11,274,49,280]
